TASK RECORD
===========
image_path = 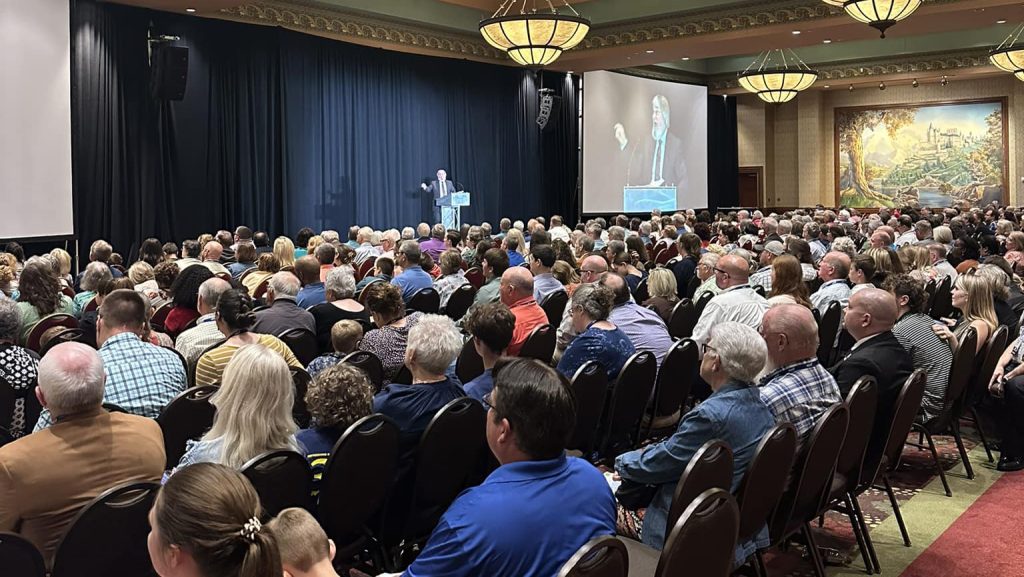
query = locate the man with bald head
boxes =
[830,288,913,464]
[810,251,852,316]
[599,272,673,367]
[758,305,841,440]
[691,253,769,352]
[498,267,548,357]
[200,241,229,276]
[556,254,609,356]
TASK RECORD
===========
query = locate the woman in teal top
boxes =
[72,261,112,317]
[16,260,74,344]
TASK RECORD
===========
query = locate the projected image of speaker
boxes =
[150,45,189,100]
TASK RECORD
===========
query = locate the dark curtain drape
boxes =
[707,95,739,211]
[71,0,580,253]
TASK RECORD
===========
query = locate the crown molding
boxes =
[614,66,709,86]
[217,0,508,62]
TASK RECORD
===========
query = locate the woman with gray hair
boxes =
[556,283,635,380]
[0,299,39,438]
[309,267,370,352]
[614,321,775,558]
[73,261,112,317]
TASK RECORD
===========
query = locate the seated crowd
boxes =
[1,203,1024,576]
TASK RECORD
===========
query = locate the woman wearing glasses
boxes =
[556,283,635,381]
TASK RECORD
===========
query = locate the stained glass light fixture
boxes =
[990,23,1024,81]
[738,50,818,104]
[840,0,921,38]
[479,0,590,66]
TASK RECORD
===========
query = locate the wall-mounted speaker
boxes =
[150,45,189,101]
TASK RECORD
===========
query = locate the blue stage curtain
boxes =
[71,0,580,254]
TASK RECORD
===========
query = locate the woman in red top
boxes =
[164,264,213,339]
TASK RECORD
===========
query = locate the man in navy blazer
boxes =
[421,168,459,227]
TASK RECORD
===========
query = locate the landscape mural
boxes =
[836,99,1007,208]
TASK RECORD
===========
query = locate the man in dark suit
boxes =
[421,168,459,228]
[624,95,688,188]
[829,288,913,471]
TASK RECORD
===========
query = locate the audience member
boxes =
[986,325,1024,471]
[642,267,680,324]
[557,283,635,381]
[73,261,111,317]
[528,244,564,306]
[977,263,1018,333]
[359,283,424,384]
[316,243,337,283]
[669,233,702,298]
[165,264,215,339]
[309,268,370,352]
[266,508,342,577]
[758,305,841,440]
[175,277,232,370]
[927,242,958,282]
[307,320,364,378]
[356,256,395,292]
[420,224,447,262]
[433,250,470,309]
[474,248,510,305]
[691,254,770,350]
[353,227,382,266]
[391,241,433,304]
[195,290,301,387]
[504,229,528,267]
[73,240,123,291]
[767,254,812,308]
[499,267,548,357]
[200,241,230,276]
[253,271,316,336]
[243,253,281,296]
[0,342,163,566]
[849,254,877,293]
[275,236,297,269]
[615,322,773,557]
[557,255,609,355]
[932,270,997,355]
[811,251,853,316]
[462,302,515,406]
[600,272,673,366]
[0,300,39,438]
[750,240,785,291]
[16,260,74,344]
[295,256,327,309]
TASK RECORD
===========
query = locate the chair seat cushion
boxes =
[623,536,660,577]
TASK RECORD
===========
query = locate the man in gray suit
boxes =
[421,168,459,229]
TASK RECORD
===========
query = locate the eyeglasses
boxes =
[580,268,603,275]
[712,267,728,275]
[702,343,717,355]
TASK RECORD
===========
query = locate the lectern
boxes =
[437,191,470,230]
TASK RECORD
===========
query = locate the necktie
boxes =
[651,140,662,182]
[440,181,447,197]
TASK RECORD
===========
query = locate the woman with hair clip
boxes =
[148,462,281,577]
[194,289,302,387]
[176,344,300,469]
[933,269,998,355]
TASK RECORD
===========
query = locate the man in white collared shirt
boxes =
[810,251,853,317]
[691,254,769,354]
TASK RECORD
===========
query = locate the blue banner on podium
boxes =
[624,186,677,212]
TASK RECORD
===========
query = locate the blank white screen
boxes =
[582,71,708,213]
[0,0,74,239]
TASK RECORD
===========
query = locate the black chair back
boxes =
[833,377,878,496]
[240,450,313,516]
[290,367,313,428]
[963,325,1008,410]
[341,350,385,392]
[0,426,13,449]
[866,370,927,486]
[633,277,650,303]
[403,398,486,541]
[0,372,42,439]
[769,404,849,543]
[318,414,400,560]
[599,351,658,458]
[666,439,733,532]
[407,288,440,314]
[924,278,938,311]
[658,488,740,577]
[520,324,556,363]
[157,385,217,469]
[0,532,45,577]
[443,284,476,321]
[667,298,696,340]
[652,339,697,418]
[455,337,485,384]
[392,364,413,385]
[930,275,953,319]
[50,482,159,577]
[278,328,319,366]
[568,361,608,454]
[542,289,569,326]
[692,290,714,319]
[816,301,842,366]
[25,314,78,353]
[735,423,798,542]
[752,284,766,298]
[38,328,89,357]
[927,326,978,431]
[557,536,628,577]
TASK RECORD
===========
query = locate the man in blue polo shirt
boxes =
[390,240,433,304]
[397,358,615,577]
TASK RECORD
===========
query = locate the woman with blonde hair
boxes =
[129,261,169,309]
[642,267,680,324]
[866,247,904,285]
[306,235,325,256]
[767,255,811,309]
[273,236,296,269]
[1005,230,1024,254]
[504,228,528,256]
[243,253,280,297]
[49,248,73,287]
[178,344,299,469]
[551,260,579,288]
[933,269,997,355]
[898,244,934,277]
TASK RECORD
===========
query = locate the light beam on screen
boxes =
[581,71,708,214]
[0,0,74,240]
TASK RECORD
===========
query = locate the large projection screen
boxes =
[582,71,708,213]
[0,0,74,240]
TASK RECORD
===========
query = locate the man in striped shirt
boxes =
[758,304,842,440]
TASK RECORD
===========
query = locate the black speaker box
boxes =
[150,45,189,101]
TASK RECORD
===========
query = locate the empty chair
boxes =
[542,290,570,326]
[340,350,385,392]
[816,301,842,366]
[0,532,45,577]
[624,488,740,577]
[520,324,556,363]
[567,361,608,455]
[240,450,313,516]
[667,299,696,340]
[406,288,440,314]
[290,367,313,429]
[644,339,697,438]
[317,414,400,561]
[50,482,159,577]
[557,536,628,577]
[25,314,77,353]
[278,328,319,367]
[598,351,658,459]
[157,385,217,470]
[734,423,798,573]
[443,284,476,321]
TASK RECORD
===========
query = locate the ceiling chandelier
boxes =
[738,49,819,104]
[835,0,922,38]
[990,23,1024,81]
[479,0,591,66]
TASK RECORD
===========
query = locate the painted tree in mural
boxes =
[969,109,1003,184]
[837,107,916,204]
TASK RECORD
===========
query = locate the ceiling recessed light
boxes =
[824,85,831,88]
[681,57,690,61]
[823,39,832,44]
[997,19,1007,24]
[645,49,654,54]
[185,7,196,12]
[792,30,801,35]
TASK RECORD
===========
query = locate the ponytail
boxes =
[239,529,281,577]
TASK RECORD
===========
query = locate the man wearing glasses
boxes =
[555,255,609,359]
[690,254,769,354]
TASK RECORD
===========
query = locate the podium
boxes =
[623,186,677,213]
[436,191,470,230]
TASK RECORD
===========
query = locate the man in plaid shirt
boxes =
[757,304,841,440]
